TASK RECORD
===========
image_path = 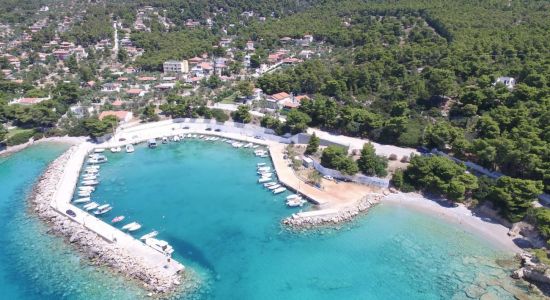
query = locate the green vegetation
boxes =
[486,177,543,222]
[304,132,319,156]
[231,105,252,123]
[320,145,358,175]
[83,116,118,139]
[396,155,478,202]
[6,129,35,146]
[357,143,388,177]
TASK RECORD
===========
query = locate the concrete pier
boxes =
[49,143,184,277]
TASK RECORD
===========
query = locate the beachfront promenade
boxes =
[50,142,184,277]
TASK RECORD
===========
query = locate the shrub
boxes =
[389,154,398,160]
[6,130,36,146]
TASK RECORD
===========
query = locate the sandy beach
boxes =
[0,136,88,157]
[381,192,522,253]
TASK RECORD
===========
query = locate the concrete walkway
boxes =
[50,143,184,276]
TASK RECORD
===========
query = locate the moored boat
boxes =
[148,139,157,148]
[94,205,112,215]
[81,180,99,186]
[122,222,142,232]
[267,184,281,190]
[83,202,99,211]
[112,215,125,223]
[263,182,277,187]
[144,238,174,255]
[273,187,287,194]
[140,231,159,241]
[286,197,307,207]
[94,148,105,153]
[125,144,135,153]
[73,197,91,204]
[258,177,272,183]
[110,146,122,153]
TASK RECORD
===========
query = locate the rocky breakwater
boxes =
[283,193,383,229]
[29,146,188,296]
[512,252,550,296]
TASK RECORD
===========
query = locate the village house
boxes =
[219,38,232,48]
[99,110,133,123]
[246,41,255,51]
[126,88,146,97]
[10,96,51,105]
[69,105,94,118]
[101,83,121,93]
[52,49,70,60]
[163,60,189,74]
[494,76,516,90]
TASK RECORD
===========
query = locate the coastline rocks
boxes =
[282,194,383,229]
[28,146,185,296]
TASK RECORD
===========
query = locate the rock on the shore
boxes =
[27,146,185,296]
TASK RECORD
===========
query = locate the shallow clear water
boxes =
[0,141,524,299]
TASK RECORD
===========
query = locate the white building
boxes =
[163,60,189,74]
[494,76,516,90]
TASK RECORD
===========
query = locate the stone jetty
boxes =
[29,146,185,295]
[283,193,383,229]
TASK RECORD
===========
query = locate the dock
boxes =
[50,143,184,277]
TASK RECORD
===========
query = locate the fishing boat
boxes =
[286,194,300,200]
[173,135,180,142]
[258,166,271,172]
[82,175,97,181]
[244,143,253,148]
[267,184,281,190]
[273,187,287,194]
[148,139,157,148]
[122,222,142,232]
[94,205,112,215]
[258,172,273,177]
[88,156,108,164]
[111,216,125,223]
[258,177,272,183]
[257,162,266,167]
[78,191,91,197]
[94,148,105,153]
[78,186,94,191]
[83,202,99,211]
[125,144,135,153]
[252,145,259,149]
[73,197,91,204]
[259,154,269,158]
[110,146,122,153]
[263,182,277,187]
[140,231,159,241]
[144,238,174,255]
[162,137,169,144]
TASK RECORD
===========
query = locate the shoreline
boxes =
[28,146,190,296]
[0,136,87,157]
[381,192,522,254]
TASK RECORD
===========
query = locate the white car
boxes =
[323,175,334,181]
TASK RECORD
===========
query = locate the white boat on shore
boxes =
[140,231,159,241]
[267,184,281,190]
[73,197,91,204]
[83,202,99,211]
[273,187,287,194]
[125,144,135,153]
[110,146,122,153]
[145,238,174,255]
[122,222,142,232]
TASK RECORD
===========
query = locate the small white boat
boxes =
[78,186,94,190]
[110,146,122,153]
[73,197,91,204]
[94,148,105,153]
[148,139,157,148]
[83,202,99,211]
[273,187,287,194]
[244,143,253,148]
[94,205,112,215]
[145,238,174,255]
[267,184,281,190]
[263,182,277,187]
[259,154,269,158]
[258,172,273,177]
[88,156,108,164]
[86,165,100,170]
[173,135,180,142]
[187,134,192,138]
[122,222,142,232]
[78,191,91,197]
[82,175,97,181]
[258,166,271,172]
[258,177,272,183]
[252,145,259,149]
[125,144,135,153]
[140,231,159,241]
[199,135,204,139]
[257,162,266,167]
[286,194,300,200]
[162,137,169,144]
[112,216,125,223]
[287,197,307,207]
[81,180,99,186]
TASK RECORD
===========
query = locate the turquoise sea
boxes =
[0,141,528,299]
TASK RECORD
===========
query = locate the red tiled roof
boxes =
[99,110,131,121]
[126,88,143,95]
[270,92,290,101]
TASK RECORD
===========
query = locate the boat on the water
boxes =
[78,186,94,191]
[286,194,300,200]
[81,180,99,186]
[94,148,105,153]
[273,187,287,194]
[78,191,91,197]
[73,197,91,204]
[257,162,266,167]
[125,144,135,153]
[267,184,281,190]
[258,166,271,172]
[112,216,125,223]
[110,146,122,153]
[148,139,157,148]
[263,182,277,187]
[94,205,112,215]
[287,197,307,207]
[83,202,99,211]
[144,238,174,255]
[88,155,108,164]
[258,177,272,183]
[162,137,169,144]
[140,231,159,240]
[173,135,180,142]
[258,172,273,177]
[122,222,142,232]
[244,143,253,148]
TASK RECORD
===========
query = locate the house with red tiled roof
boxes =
[126,88,146,97]
[137,76,156,81]
[99,110,133,123]
[267,92,291,103]
[9,96,51,105]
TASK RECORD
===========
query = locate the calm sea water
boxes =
[0,141,525,299]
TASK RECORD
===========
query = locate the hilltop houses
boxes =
[494,76,516,90]
[163,60,189,74]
